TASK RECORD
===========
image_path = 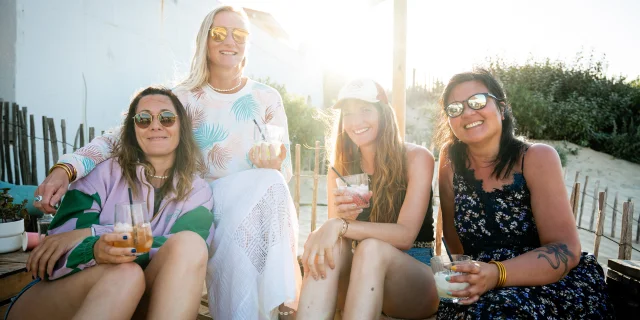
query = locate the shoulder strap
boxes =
[521,146,531,173]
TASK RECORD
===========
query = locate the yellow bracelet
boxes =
[49,163,75,182]
[338,218,349,237]
[488,260,507,288]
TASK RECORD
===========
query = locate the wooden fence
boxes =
[0,99,96,185]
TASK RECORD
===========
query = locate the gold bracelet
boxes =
[488,261,507,288]
[49,163,74,182]
[338,218,349,237]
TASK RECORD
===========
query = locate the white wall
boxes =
[5,0,323,183]
[0,0,17,101]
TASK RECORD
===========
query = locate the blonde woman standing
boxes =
[33,6,301,320]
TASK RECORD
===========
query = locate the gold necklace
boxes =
[207,78,243,92]
[149,174,168,179]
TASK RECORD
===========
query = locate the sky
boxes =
[225,0,640,88]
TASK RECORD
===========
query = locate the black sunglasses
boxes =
[445,93,503,118]
[133,111,177,129]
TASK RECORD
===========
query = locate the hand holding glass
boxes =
[431,254,472,303]
[114,202,153,254]
[335,173,371,209]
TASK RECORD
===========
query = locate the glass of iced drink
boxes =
[253,124,285,158]
[430,254,472,303]
[335,173,371,209]
[114,202,153,255]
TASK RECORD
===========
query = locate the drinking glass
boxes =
[114,202,153,254]
[430,254,472,303]
[253,124,285,158]
[335,173,371,209]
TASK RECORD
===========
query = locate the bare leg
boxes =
[8,263,145,320]
[342,239,438,320]
[136,231,208,320]
[297,239,353,320]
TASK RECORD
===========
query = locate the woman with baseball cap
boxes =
[297,79,439,319]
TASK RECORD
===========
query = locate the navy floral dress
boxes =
[437,160,614,319]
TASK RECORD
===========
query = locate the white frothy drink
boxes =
[114,222,134,233]
[254,141,282,157]
[434,271,469,299]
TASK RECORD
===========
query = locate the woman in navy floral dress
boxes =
[434,69,614,319]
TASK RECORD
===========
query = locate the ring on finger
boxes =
[34,195,43,202]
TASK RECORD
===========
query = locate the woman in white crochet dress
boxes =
[33,6,301,320]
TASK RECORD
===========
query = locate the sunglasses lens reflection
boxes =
[159,112,177,127]
[232,29,249,44]
[468,94,487,110]
[210,27,227,42]
[446,103,464,118]
[135,113,152,128]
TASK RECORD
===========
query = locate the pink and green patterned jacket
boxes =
[47,158,214,280]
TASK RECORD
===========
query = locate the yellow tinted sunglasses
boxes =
[209,26,249,44]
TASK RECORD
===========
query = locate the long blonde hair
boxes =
[329,86,407,223]
[177,6,250,91]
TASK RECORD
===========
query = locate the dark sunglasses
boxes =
[209,26,249,44]
[445,93,503,118]
[133,111,177,129]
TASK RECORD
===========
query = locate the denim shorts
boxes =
[406,247,434,266]
[4,277,40,320]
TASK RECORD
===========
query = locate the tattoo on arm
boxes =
[533,243,574,276]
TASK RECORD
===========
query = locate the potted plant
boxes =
[0,188,29,253]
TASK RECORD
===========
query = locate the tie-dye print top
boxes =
[58,79,292,183]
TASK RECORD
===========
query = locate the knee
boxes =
[352,238,393,267]
[161,231,208,267]
[109,263,145,292]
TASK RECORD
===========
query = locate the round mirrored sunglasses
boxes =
[133,111,177,129]
[445,93,502,118]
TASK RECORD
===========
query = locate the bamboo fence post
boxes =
[294,144,301,219]
[569,183,577,213]
[0,102,4,181]
[593,191,607,259]
[42,116,50,173]
[311,141,320,232]
[618,201,633,260]
[29,115,37,184]
[79,124,85,148]
[16,106,28,185]
[579,176,589,227]
[3,103,11,184]
[611,192,619,238]
[61,119,67,155]
[589,180,600,231]
[11,104,20,184]
[89,127,95,142]
[571,183,580,220]
[47,118,59,164]
[22,107,31,184]
[21,107,30,185]
[573,171,580,188]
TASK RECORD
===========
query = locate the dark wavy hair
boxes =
[434,69,527,179]
[114,86,207,201]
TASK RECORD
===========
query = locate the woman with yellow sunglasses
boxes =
[34,5,300,320]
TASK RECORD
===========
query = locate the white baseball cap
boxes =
[333,78,389,108]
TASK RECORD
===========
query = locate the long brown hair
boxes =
[114,86,207,201]
[329,84,407,223]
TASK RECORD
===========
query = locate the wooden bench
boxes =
[0,251,30,316]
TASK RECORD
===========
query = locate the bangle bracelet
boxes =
[49,163,77,182]
[279,310,295,316]
[338,218,349,237]
[488,260,507,288]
